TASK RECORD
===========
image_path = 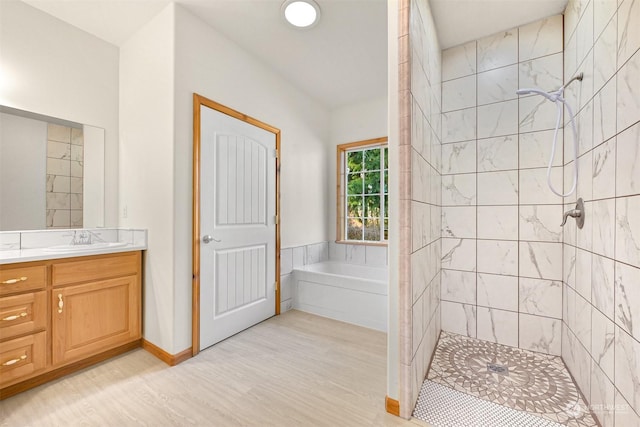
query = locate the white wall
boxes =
[83,125,105,228]
[328,96,388,240]
[172,5,331,352]
[174,5,331,250]
[0,0,119,226]
[330,97,389,144]
[119,3,331,354]
[119,4,176,353]
[387,0,400,405]
[0,113,46,230]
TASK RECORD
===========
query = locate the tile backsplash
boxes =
[0,228,147,251]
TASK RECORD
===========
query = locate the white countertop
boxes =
[0,228,147,265]
[0,243,146,265]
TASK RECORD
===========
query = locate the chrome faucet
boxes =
[561,198,585,229]
[69,230,92,245]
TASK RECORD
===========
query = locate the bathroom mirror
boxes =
[0,105,105,231]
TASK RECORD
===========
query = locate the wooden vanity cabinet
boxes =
[0,251,142,398]
[51,252,141,365]
[0,262,48,389]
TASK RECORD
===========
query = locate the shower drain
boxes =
[487,363,509,375]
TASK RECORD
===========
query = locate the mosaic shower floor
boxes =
[413,332,597,427]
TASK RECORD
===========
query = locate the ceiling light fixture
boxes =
[282,0,321,29]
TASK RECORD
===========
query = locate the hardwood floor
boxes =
[0,310,425,426]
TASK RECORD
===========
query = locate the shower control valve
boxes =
[561,198,585,229]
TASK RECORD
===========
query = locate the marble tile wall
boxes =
[440,15,564,356]
[327,241,388,266]
[46,123,83,228]
[399,0,442,418]
[562,0,640,425]
[280,241,388,313]
[280,242,329,312]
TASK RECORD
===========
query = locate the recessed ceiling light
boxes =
[282,0,321,29]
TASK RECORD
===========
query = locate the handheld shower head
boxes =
[517,71,583,99]
[514,82,581,198]
[516,87,558,101]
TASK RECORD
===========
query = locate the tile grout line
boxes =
[475,38,479,341]
[612,3,618,422]
[517,24,521,350]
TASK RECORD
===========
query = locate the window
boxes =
[336,137,388,243]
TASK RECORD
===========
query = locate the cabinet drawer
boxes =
[0,265,47,296]
[0,291,47,340]
[52,252,140,287]
[0,331,47,388]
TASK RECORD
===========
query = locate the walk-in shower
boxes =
[516,73,583,197]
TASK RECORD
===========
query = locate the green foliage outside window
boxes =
[345,146,388,241]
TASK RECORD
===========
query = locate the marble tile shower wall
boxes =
[561,0,640,426]
[399,0,442,417]
[46,123,83,228]
[440,16,565,356]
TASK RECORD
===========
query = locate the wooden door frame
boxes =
[192,93,281,356]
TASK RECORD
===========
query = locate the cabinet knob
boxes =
[57,294,64,314]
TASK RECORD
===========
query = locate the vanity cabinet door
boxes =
[52,275,140,366]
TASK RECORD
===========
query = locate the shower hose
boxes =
[516,87,579,197]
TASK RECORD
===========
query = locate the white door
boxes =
[200,104,276,350]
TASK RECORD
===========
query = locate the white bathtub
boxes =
[293,261,388,332]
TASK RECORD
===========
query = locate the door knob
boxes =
[202,235,221,244]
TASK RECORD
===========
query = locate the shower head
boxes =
[516,87,558,101]
[516,88,533,95]
[562,72,584,90]
[517,72,583,100]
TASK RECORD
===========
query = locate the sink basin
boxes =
[42,242,128,253]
